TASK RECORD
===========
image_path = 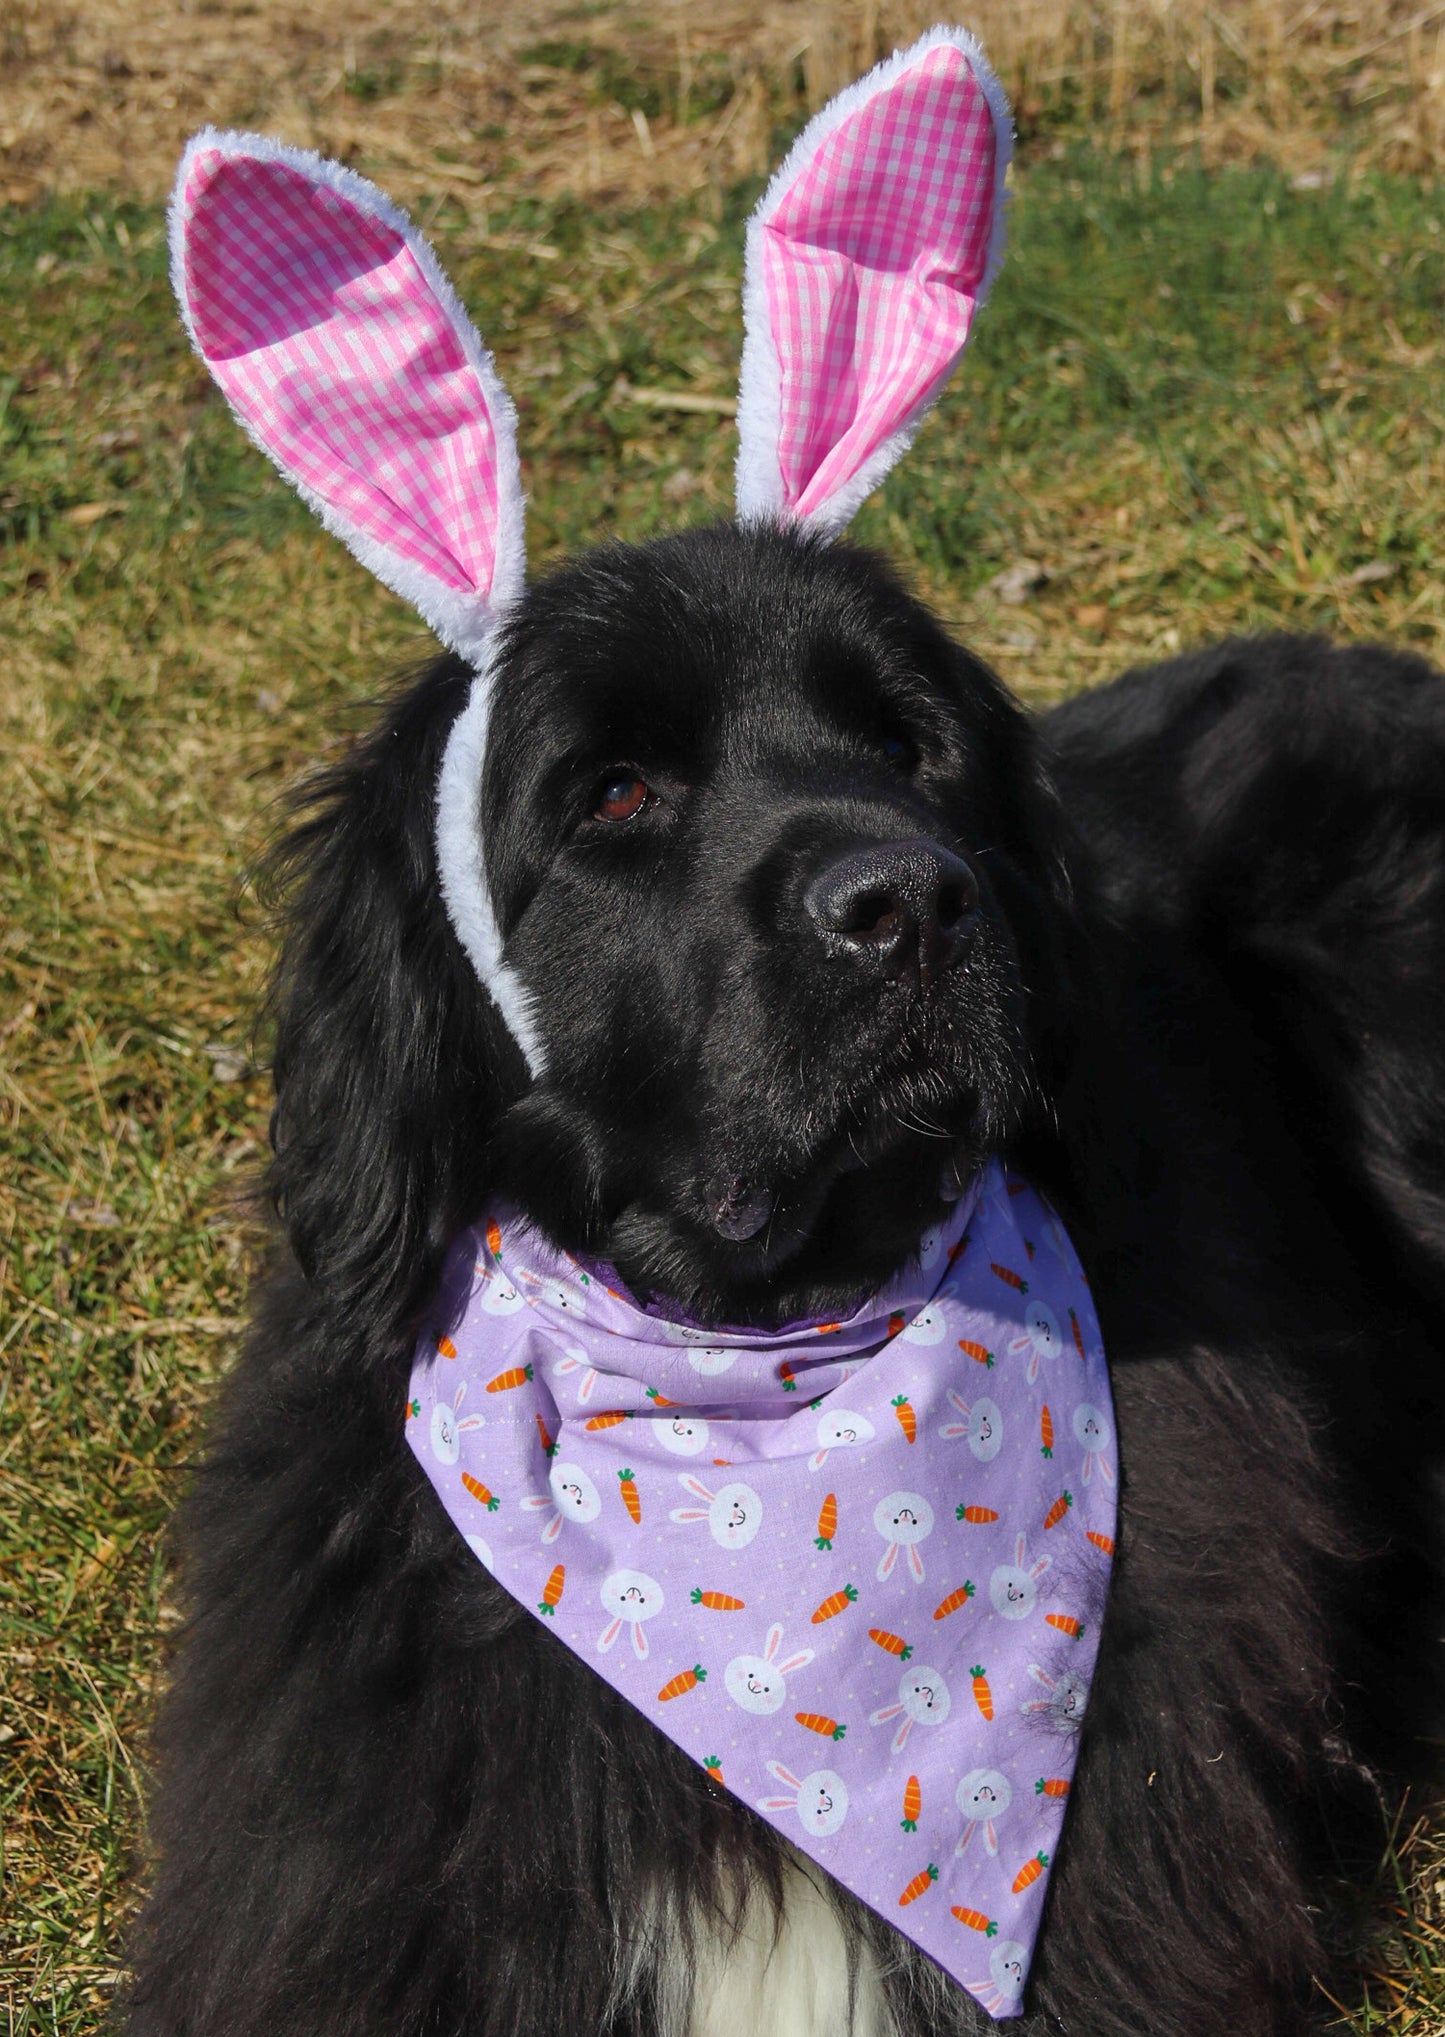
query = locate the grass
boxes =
[4,90,1445,2037]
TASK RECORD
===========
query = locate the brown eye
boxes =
[594,774,653,823]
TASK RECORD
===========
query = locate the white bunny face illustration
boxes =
[651,1413,709,1457]
[724,1624,815,1715]
[758,1763,849,1838]
[1074,1401,1116,1485]
[430,1385,483,1466]
[868,1665,952,1751]
[977,1941,1027,2012]
[917,1225,945,1269]
[989,1533,1052,1620]
[900,1300,947,1345]
[939,1391,1004,1461]
[872,1491,935,1582]
[809,1408,876,1470]
[597,1569,665,1657]
[1010,1300,1063,1383]
[669,1476,763,1550]
[685,1345,740,1375]
[551,1462,602,1519]
[955,1767,1012,1855]
[536,1273,588,1317]
[522,1459,602,1543]
[1022,1663,1090,1734]
[478,1273,524,1317]
[463,1533,494,1570]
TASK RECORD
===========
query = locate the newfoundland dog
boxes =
[127,35,1445,2037]
[124,525,1445,2037]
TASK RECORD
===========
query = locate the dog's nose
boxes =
[804,839,980,992]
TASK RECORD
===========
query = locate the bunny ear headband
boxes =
[169,26,1012,1074]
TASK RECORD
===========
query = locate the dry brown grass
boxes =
[7,0,1445,223]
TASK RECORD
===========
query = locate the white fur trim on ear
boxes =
[735,25,1013,536]
[169,127,526,664]
[434,649,546,1075]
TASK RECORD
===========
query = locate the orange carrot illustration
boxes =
[537,1564,565,1616]
[951,1907,999,1937]
[869,1628,914,1660]
[815,1493,838,1550]
[795,1713,847,1741]
[1068,1306,1086,1359]
[645,1386,679,1407]
[1046,1612,1085,1639]
[899,1863,938,1907]
[948,1236,970,1263]
[970,1665,994,1720]
[957,1338,994,1368]
[485,1217,502,1257]
[956,1504,1000,1524]
[486,1363,533,1394]
[1040,1405,1054,1458]
[437,1335,457,1360]
[811,1583,859,1624]
[460,1472,499,1512]
[934,1582,977,1621]
[779,1361,799,1391]
[1087,1530,1116,1557]
[657,1664,707,1702]
[405,1397,420,1421]
[1043,1491,1073,1531]
[1024,1238,1036,1261]
[535,1412,556,1457]
[990,1262,1028,1293]
[892,1394,917,1443]
[1007,1179,1028,1197]
[1012,1852,1050,1895]
[900,1774,921,1831]
[585,1410,630,1431]
[886,1312,906,1340]
[691,1589,746,1611]
[703,1755,726,1791]
[816,1322,843,1336]
[618,1468,642,1524]
[1035,1778,1070,1799]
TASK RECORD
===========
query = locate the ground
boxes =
[3,1,1445,2029]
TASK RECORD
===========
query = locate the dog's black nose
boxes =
[804,839,980,992]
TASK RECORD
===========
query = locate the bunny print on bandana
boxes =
[402,1158,1114,2020]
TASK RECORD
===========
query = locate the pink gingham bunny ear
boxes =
[734,26,1011,535]
[169,129,525,665]
[170,130,541,1067]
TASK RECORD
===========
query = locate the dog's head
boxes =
[173,33,1081,1334]
[260,524,1080,1340]
[477,523,1073,1318]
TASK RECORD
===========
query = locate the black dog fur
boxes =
[124,526,1445,2037]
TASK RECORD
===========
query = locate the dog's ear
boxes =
[169,130,524,662]
[260,659,526,1364]
[734,28,1011,535]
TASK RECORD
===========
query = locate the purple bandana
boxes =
[407,1159,1115,2019]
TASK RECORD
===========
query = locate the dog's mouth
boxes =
[672,934,1030,1290]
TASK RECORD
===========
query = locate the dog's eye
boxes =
[879,728,917,771]
[594,774,654,823]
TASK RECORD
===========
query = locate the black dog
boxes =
[125,522,1445,2037]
